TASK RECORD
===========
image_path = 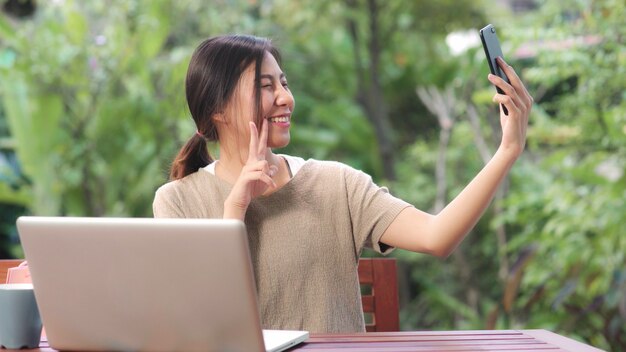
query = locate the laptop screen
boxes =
[18,217,274,351]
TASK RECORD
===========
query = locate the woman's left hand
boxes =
[488,57,533,157]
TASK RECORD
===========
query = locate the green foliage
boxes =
[501,2,626,349]
[0,0,188,216]
[391,1,625,350]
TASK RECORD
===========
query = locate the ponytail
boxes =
[169,133,213,180]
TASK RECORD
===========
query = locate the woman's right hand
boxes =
[223,120,277,220]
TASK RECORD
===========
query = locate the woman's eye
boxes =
[262,84,273,88]
[281,82,289,88]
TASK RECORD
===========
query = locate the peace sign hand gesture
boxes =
[223,120,278,220]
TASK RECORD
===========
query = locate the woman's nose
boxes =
[275,86,294,107]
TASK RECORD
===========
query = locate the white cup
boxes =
[0,284,43,349]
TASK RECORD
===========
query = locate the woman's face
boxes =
[224,51,295,150]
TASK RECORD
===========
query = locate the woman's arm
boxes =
[380,58,533,257]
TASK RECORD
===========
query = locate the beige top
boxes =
[153,159,412,332]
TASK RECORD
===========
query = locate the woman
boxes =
[153,34,532,333]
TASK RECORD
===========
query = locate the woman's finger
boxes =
[248,122,259,162]
[259,172,277,188]
[257,118,269,158]
[497,58,533,108]
[268,165,278,177]
[493,93,521,115]
[242,160,275,180]
[488,73,520,101]
[488,73,530,117]
[243,171,276,189]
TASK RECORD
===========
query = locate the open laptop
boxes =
[16,216,308,352]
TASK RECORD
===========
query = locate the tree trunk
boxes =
[345,0,396,180]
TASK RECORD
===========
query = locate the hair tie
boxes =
[195,130,204,138]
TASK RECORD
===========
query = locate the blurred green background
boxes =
[0,0,624,350]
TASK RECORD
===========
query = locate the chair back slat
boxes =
[357,259,373,283]
[361,296,375,312]
[358,258,399,332]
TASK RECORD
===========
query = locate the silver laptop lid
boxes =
[17,216,265,352]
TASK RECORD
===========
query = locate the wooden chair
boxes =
[0,259,25,283]
[358,258,399,332]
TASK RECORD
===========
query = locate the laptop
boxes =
[16,216,309,352]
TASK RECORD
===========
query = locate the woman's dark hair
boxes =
[169,34,281,180]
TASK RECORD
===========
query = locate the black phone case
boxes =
[480,24,509,115]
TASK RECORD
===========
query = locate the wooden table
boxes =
[290,330,605,352]
[21,329,604,352]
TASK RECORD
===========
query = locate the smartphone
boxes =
[479,24,509,115]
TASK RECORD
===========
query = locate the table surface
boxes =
[19,329,604,352]
[289,329,605,351]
